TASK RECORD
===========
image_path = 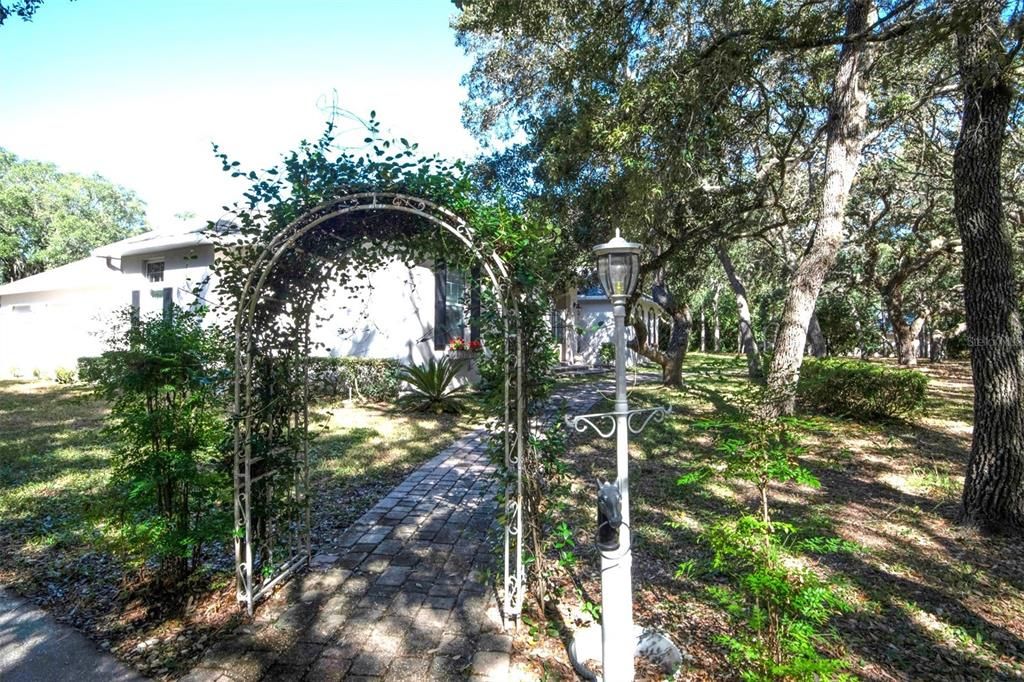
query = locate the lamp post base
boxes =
[568,625,685,681]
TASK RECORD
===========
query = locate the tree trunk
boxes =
[893,318,915,365]
[630,284,689,387]
[930,329,945,362]
[664,304,691,385]
[762,0,875,417]
[700,308,707,352]
[891,315,927,366]
[712,284,721,352]
[885,292,927,367]
[954,0,1024,534]
[807,312,827,358]
[717,243,763,379]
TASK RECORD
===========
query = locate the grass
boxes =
[0,380,481,679]
[512,353,1024,681]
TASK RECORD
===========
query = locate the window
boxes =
[146,260,165,283]
[444,269,468,340]
[434,264,479,349]
[549,309,566,344]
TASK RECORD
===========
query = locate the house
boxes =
[0,223,484,378]
[0,225,219,376]
[0,223,664,378]
[549,281,664,368]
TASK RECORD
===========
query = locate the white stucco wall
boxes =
[0,247,483,380]
[0,245,218,378]
[311,259,441,365]
[309,258,479,386]
[574,296,662,367]
[0,285,122,376]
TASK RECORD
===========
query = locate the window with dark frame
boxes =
[444,269,468,340]
[434,263,480,350]
[146,260,165,283]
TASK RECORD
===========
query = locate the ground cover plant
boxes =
[0,376,481,679]
[510,353,1024,681]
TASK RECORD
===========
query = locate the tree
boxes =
[763,0,878,416]
[847,120,961,365]
[0,149,147,283]
[85,307,231,585]
[457,2,832,396]
[0,0,43,25]
[717,243,764,379]
[953,0,1024,533]
[631,280,693,387]
[456,1,943,401]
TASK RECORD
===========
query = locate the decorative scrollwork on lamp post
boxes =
[565,230,675,681]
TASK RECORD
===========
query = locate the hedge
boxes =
[797,358,928,420]
[81,355,403,404]
[305,357,402,403]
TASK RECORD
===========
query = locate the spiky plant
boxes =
[396,356,467,414]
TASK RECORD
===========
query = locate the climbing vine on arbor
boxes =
[209,112,569,612]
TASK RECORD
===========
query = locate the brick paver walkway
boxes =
[187,379,615,682]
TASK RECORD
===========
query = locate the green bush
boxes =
[84,308,231,585]
[54,366,77,384]
[305,356,402,403]
[598,342,615,365]
[703,516,852,682]
[683,414,852,681]
[797,358,927,420]
[77,356,102,382]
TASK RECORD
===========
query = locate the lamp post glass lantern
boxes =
[565,230,673,680]
[594,230,641,300]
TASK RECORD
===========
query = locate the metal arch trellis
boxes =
[231,192,530,620]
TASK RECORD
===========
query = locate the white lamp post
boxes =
[595,230,640,681]
[566,230,671,681]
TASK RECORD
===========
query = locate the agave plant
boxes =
[396,356,467,413]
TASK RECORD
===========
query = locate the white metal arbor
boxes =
[230,192,530,620]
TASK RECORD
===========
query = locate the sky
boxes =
[1,0,479,229]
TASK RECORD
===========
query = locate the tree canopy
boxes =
[455,0,1024,531]
[0,149,148,284]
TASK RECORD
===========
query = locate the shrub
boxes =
[598,342,615,365]
[396,356,467,413]
[85,308,231,585]
[77,356,102,382]
[797,358,927,420]
[54,366,77,384]
[703,516,852,682]
[681,413,852,681]
[305,357,402,403]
